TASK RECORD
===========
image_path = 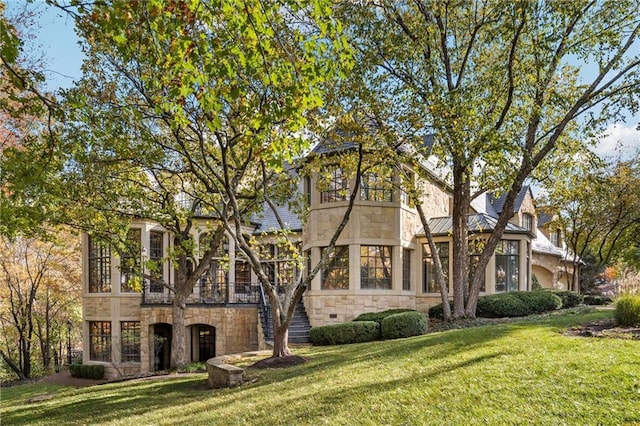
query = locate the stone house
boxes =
[81,146,576,378]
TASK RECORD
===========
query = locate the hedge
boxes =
[474,291,563,318]
[544,290,583,309]
[583,295,613,306]
[381,311,428,340]
[354,309,416,325]
[309,321,380,346]
[614,295,640,326]
[69,363,105,380]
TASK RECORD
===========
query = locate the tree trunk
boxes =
[451,161,471,318]
[0,350,26,380]
[170,292,187,369]
[272,324,292,358]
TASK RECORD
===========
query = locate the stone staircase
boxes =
[259,298,311,344]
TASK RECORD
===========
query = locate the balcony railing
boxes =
[142,281,261,306]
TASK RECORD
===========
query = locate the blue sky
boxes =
[8,0,639,159]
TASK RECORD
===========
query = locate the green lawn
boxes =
[2,310,639,425]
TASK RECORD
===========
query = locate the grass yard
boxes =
[2,310,639,425]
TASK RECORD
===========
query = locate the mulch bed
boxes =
[248,355,307,369]
[564,318,640,340]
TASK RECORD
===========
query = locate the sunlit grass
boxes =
[2,310,638,425]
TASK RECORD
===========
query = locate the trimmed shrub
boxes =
[583,295,613,306]
[614,295,640,326]
[354,309,415,324]
[310,321,380,346]
[476,291,562,318]
[520,291,563,314]
[477,293,531,318]
[546,290,583,309]
[381,311,428,340]
[69,363,105,380]
[428,302,452,320]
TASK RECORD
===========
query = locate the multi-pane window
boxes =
[89,321,111,362]
[121,321,140,362]
[360,246,392,290]
[321,246,349,290]
[522,213,533,231]
[320,168,348,203]
[120,229,141,292]
[199,234,228,301]
[422,242,449,293]
[495,240,519,292]
[149,231,164,292]
[469,239,486,292]
[402,249,411,291]
[400,171,415,206]
[360,170,393,202]
[234,260,252,294]
[89,237,111,293]
[550,229,562,247]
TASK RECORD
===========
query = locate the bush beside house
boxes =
[381,311,428,339]
[309,321,380,346]
[69,364,105,380]
[430,291,563,319]
[310,309,427,345]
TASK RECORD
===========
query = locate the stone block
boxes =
[207,359,244,388]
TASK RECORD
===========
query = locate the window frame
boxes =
[120,321,140,363]
[149,231,164,293]
[89,321,112,362]
[495,240,520,292]
[422,242,449,294]
[360,170,393,202]
[120,228,142,293]
[402,248,411,291]
[360,245,393,290]
[522,213,533,231]
[321,246,350,290]
[88,237,111,293]
[320,167,348,203]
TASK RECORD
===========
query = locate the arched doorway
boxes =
[152,323,172,371]
[191,324,216,362]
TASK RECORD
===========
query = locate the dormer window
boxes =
[522,213,533,231]
[550,229,562,247]
[320,168,348,203]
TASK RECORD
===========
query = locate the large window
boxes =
[320,168,348,203]
[469,239,486,292]
[402,248,411,291]
[149,231,164,292]
[199,234,227,301]
[88,237,111,293]
[550,229,561,247]
[120,228,141,292]
[360,170,393,202]
[234,260,252,294]
[89,321,111,362]
[522,213,533,231]
[422,242,449,293]
[121,321,140,362]
[321,246,349,290]
[361,246,392,290]
[495,240,519,292]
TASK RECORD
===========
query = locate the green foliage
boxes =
[583,295,613,306]
[545,290,583,309]
[614,295,640,326]
[380,311,428,340]
[428,302,452,320]
[353,309,415,324]
[476,292,562,318]
[531,275,542,291]
[309,321,379,346]
[69,364,104,380]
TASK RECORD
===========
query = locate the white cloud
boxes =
[592,123,639,159]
